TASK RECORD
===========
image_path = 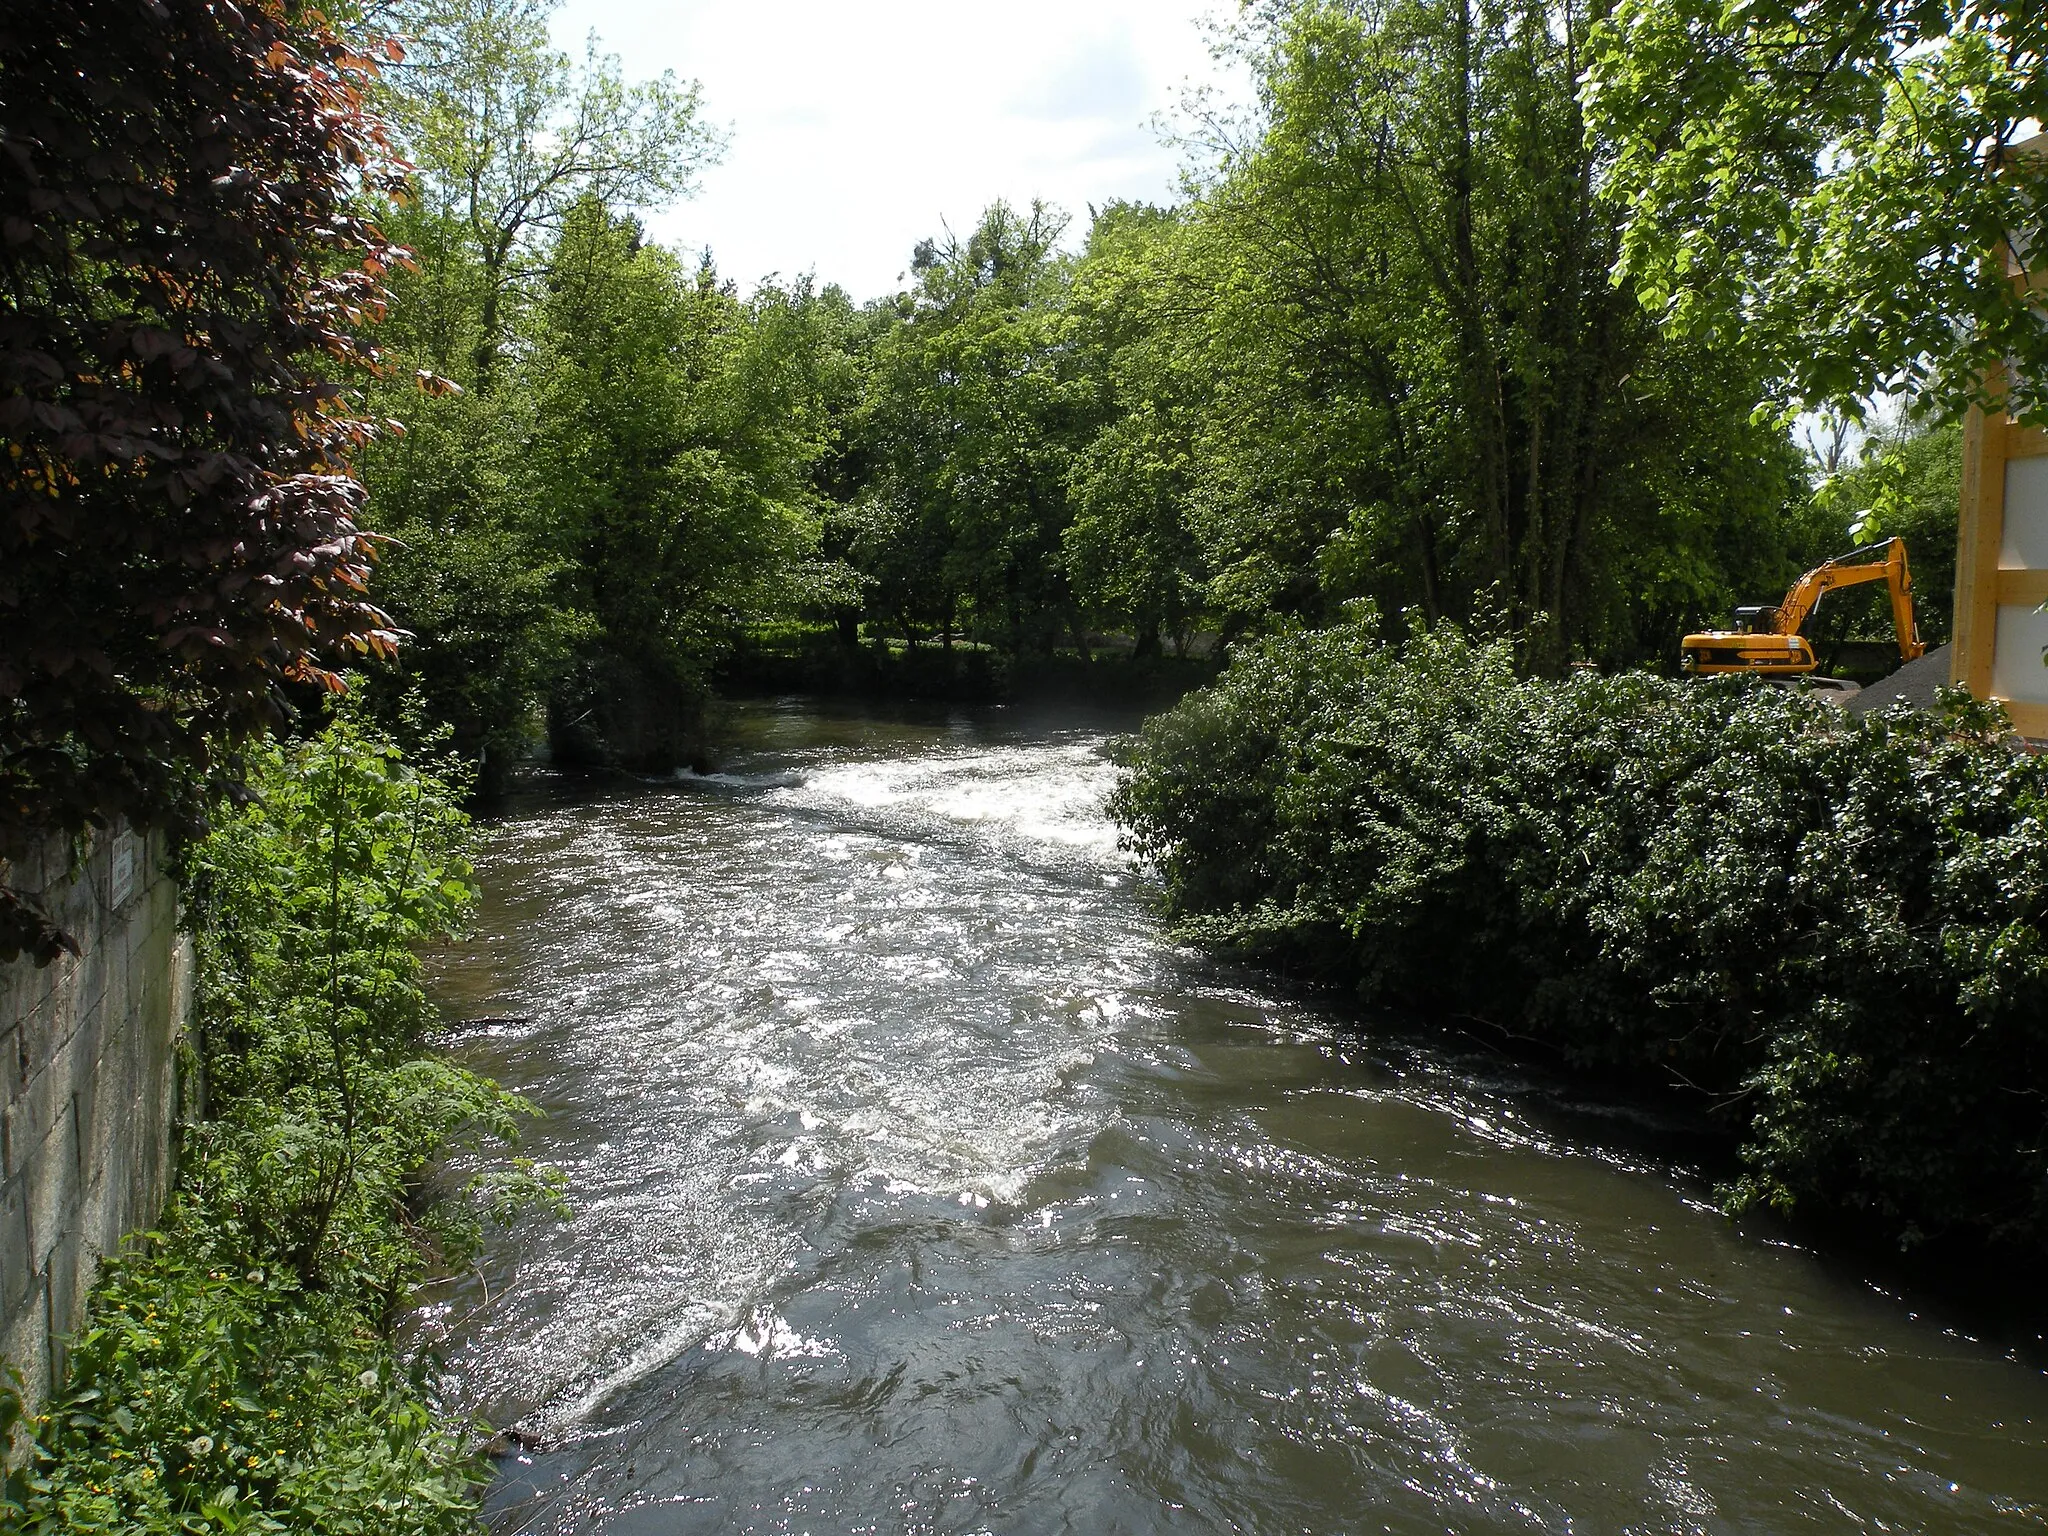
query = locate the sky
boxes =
[548,0,1243,301]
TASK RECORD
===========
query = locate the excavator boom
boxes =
[1681,537,1926,676]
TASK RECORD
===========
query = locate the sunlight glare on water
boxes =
[416,698,2048,1535]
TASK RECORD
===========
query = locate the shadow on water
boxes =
[418,696,2048,1536]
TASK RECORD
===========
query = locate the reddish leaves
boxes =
[1,0,408,958]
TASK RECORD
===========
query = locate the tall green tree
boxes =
[527,204,852,763]
[352,378,584,783]
[1163,0,1808,669]
[376,0,720,385]
[1063,204,1213,658]
[350,1,848,776]
[856,203,1107,655]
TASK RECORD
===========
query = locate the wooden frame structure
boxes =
[1953,136,2048,741]
[1954,368,2048,741]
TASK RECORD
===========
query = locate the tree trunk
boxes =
[1066,606,1094,662]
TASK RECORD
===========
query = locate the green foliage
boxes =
[840,0,1821,676]
[357,191,863,772]
[4,711,557,1533]
[2,1250,480,1536]
[1114,617,2048,1251]
[1168,0,1816,669]
[373,0,722,382]
[1584,0,2048,424]
[535,206,845,653]
[187,707,546,1299]
[1062,205,1211,658]
[854,201,1105,656]
[342,0,1862,755]
[1811,418,1965,647]
[351,1,862,772]
[354,376,589,788]
[524,205,859,764]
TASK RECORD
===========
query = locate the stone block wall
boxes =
[0,824,189,1414]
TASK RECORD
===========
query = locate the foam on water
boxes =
[768,739,1124,862]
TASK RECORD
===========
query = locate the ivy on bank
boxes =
[3,711,555,1534]
[1111,618,2048,1253]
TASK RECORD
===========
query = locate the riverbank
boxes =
[716,624,1219,710]
[1111,616,2048,1266]
[3,715,541,1534]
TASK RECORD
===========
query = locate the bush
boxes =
[1112,616,2048,1252]
[2,1249,480,1536]
[186,709,550,1305]
[4,708,557,1533]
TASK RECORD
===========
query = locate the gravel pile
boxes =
[1842,643,1955,715]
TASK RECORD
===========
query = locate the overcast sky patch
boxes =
[549,0,1237,299]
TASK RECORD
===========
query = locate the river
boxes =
[416,697,2048,1534]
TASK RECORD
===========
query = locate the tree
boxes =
[1064,204,1211,657]
[375,0,721,385]
[1146,0,1807,668]
[0,0,406,959]
[347,0,745,776]
[1810,417,1966,648]
[351,378,587,786]
[1584,0,2048,425]
[856,203,1106,656]
[525,204,845,765]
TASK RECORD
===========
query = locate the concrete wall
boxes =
[0,824,188,1413]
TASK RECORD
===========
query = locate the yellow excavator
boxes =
[1681,537,1926,675]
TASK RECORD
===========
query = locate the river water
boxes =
[417,697,2048,1535]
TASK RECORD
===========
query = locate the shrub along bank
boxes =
[1111,618,2048,1255]
[2,711,552,1534]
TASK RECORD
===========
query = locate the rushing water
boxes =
[417,697,2048,1535]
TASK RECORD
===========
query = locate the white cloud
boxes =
[548,0,1237,299]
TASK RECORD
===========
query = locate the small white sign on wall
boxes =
[110,827,137,908]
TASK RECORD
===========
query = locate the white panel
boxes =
[111,827,137,907]
[1991,603,2048,703]
[2001,455,2048,568]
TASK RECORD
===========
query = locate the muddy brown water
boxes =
[416,697,2048,1534]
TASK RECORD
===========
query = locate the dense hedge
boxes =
[1111,619,2048,1252]
[4,711,555,1534]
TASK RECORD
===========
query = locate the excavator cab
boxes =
[1682,538,1924,677]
